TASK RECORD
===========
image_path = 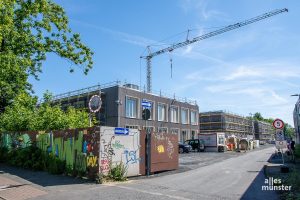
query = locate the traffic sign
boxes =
[142,100,152,109]
[89,95,102,113]
[142,108,151,120]
[114,127,129,135]
[273,119,284,129]
[275,129,285,141]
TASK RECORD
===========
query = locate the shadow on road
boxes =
[241,154,279,200]
[0,164,91,187]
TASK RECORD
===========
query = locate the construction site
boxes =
[199,111,274,140]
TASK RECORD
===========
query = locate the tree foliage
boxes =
[253,112,263,121]
[0,92,94,132]
[0,0,94,112]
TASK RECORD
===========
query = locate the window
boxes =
[158,127,168,133]
[157,103,167,121]
[191,130,197,139]
[180,130,189,142]
[125,125,139,129]
[170,106,179,123]
[191,110,198,125]
[171,128,179,135]
[126,96,138,118]
[143,126,155,133]
[181,108,189,124]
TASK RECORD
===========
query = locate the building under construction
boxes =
[199,111,274,140]
[51,81,199,142]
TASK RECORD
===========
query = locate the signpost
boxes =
[142,100,152,177]
[272,118,287,167]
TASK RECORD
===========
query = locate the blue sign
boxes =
[115,127,129,135]
[142,100,152,108]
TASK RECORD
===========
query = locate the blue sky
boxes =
[29,0,300,125]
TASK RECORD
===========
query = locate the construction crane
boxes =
[141,8,288,93]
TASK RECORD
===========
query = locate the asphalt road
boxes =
[24,146,277,200]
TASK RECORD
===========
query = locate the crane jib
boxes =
[143,8,288,93]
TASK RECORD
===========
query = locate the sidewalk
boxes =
[0,172,47,200]
[0,164,93,200]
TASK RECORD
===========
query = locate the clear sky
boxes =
[29,0,300,125]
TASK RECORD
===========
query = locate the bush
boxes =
[108,162,127,181]
[46,154,66,175]
[0,147,8,162]
[2,145,66,174]
[5,145,47,170]
[294,144,300,158]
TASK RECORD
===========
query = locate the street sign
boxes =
[275,140,287,149]
[114,127,129,135]
[275,129,285,141]
[273,119,284,129]
[142,100,152,109]
[89,95,102,113]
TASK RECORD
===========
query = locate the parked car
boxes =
[259,140,266,145]
[178,142,192,153]
[184,139,205,152]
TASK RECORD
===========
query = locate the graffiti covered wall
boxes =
[99,127,141,177]
[0,127,100,179]
[1,127,178,178]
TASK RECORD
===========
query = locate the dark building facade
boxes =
[53,81,199,142]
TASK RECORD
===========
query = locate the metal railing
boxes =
[50,81,197,106]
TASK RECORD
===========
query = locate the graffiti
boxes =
[153,132,165,141]
[75,153,87,172]
[112,140,125,150]
[157,145,165,153]
[166,137,174,159]
[100,136,115,173]
[87,155,98,167]
[124,149,139,165]
[101,136,115,160]
[100,159,110,172]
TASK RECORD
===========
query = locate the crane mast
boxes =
[142,8,288,93]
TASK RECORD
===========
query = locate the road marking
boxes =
[105,184,191,200]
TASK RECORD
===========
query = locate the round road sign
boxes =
[89,95,102,113]
[273,119,284,129]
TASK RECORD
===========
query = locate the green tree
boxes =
[0,0,94,112]
[65,107,91,129]
[283,123,295,139]
[253,112,263,121]
[0,93,37,132]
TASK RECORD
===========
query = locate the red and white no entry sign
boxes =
[273,119,284,129]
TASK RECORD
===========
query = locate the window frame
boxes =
[157,102,168,122]
[170,105,179,123]
[181,107,189,125]
[190,110,198,125]
[125,96,139,119]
